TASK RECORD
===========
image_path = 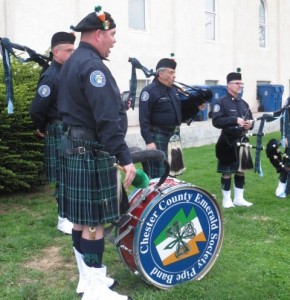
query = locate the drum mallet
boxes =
[114,164,150,188]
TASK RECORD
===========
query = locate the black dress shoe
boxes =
[109,279,118,289]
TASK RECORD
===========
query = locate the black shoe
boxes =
[109,279,118,290]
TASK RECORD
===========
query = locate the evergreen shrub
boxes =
[0,58,45,193]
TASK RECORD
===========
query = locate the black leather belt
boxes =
[63,124,97,141]
[66,145,95,155]
[151,125,176,133]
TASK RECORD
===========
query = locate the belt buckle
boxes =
[78,146,86,154]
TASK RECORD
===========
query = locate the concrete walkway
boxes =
[125,112,280,149]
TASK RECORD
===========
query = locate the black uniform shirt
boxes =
[58,42,131,166]
[212,92,253,130]
[139,79,182,144]
[30,61,61,132]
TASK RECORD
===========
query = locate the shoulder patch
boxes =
[213,104,220,113]
[38,85,51,97]
[141,91,149,101]
[90,70,106,87]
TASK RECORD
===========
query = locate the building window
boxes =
[131,79,151,108]
[128,0,146,30]
[205,0,216,41]
[259,0,266,47]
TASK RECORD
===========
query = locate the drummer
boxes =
[57,6,135,299]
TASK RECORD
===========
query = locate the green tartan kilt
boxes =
[149,128,174,179]
[44,123,63,183]
[58,134,120,226]
[217,159,239,173]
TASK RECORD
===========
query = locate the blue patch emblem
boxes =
[90,70,106,87]
[141,91,149,101]
[38,85,50,97]
[213,104,220,113]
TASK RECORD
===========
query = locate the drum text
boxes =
[150,267,173,284]
[198,233,219,269]
[158,192,193,211]
[194,193,219,230]
[140,210,159,254]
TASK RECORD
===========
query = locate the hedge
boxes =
[0,58,46,193]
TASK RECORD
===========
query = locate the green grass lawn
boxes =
[0,131,289,300]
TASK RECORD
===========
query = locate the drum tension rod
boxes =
[119,244,134,255]
[114,225,134,247]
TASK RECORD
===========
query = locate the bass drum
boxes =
[115,178,224,289]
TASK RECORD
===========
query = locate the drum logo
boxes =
[135,186,223,289]
[154,207,207,266]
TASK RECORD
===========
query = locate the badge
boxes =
[213,104,220,113]
[38,85,50,97]
[90,70,106,87]
[141,91,149,101]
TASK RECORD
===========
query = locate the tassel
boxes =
[238,144,253,172]
[168,134,185,176]
[245,147,253,169]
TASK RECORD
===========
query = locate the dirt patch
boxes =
[0,203,30,215]
[0,204,9,215]
[24,245,75,273]
[252,215,271,222]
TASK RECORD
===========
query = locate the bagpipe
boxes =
[0,37,52,114]
[265,139,290,174]
[249,105,290,177]
[128,57,213,124]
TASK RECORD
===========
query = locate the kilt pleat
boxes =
[44,123,63,183]
[58,135,119,226]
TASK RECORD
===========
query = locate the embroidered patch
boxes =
[90,70,106,87]
[38,85,50,97]
[213,104,220,113]
[141,91,149,101]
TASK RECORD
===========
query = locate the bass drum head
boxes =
[133,182,224,289]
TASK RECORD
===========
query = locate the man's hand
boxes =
[126,99,131,111]
[36,129,45,138]
[146,143,156,150]
[123,163,136,189]
[243,120,253,130]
